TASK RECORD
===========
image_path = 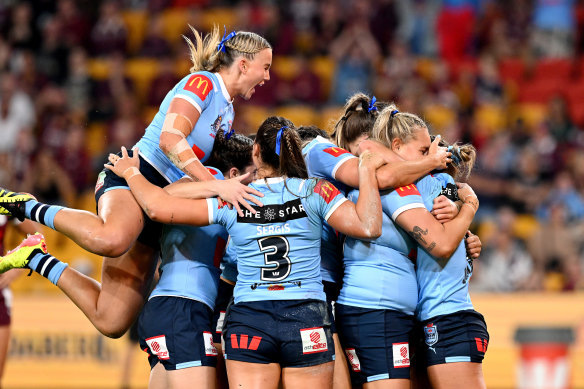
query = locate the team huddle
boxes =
[0,26,487,389]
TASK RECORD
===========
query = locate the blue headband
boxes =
[390,109,399,117]
[447,145,462,165]
[217,26,237,53]
[368,96,377,113]
[275,126,288,156]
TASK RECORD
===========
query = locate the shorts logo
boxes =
[323,146,350,157]
[184,74,212,101]
[146,335,170,360]
[230,334,262,350]
[392,342,410,368]
[215,311,226,334]
[95,171,106,193]
[475,337,488,353]
[396,184,420,197]
[344,348,361,372]
[203,331,218,356]
[424,323,438,346]
[300,327,327,354]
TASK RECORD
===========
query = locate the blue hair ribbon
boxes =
[225,128,235,140]
[390,109,399,117]
[275,126,288,156]
[217,26,237,53]
[368,96,377,113]
[447,145,462,165]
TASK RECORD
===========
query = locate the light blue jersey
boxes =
[415,173,474,321]
[208,177,347,304]
[149,169,228,309]
[220,238,238,284]
[338,184,425,314]
[302,136,356,284]
[135,71,234,183]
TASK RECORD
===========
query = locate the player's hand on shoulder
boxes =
[216,173,264,216]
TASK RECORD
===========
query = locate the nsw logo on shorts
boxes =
[95,171,106,194]
[300,327,327,354]
[424,323,438,346]
[203,331,218,356]
[344,348,361,372]
[392,342,410,368]
[146,335,170,360]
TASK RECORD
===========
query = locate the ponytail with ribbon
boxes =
[368,96,378,113]
[217,26,237,52]
[275,126,288,156]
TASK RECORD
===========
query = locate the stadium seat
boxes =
[125,58,161,104]
[512,214,539,240]
[509,103,546,130]
[498,58,525,84]
[517,78,566,104]
[309,56,336,101]
[87,58,110,80]
[241,105,271,131]
[533,59,574,82]
[201,8,237,31]
[271,56,300,81]
[143,106,160,124]
[174,57,192,76]
[318,106,344,133]
[121,10,149,54]
[275,105,318,127]
[415,58,437,82]
[422,104,456,131]
[473,104,507,134]
[85,122,107,159]
[160,8,189,46]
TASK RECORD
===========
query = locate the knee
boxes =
[95,322,129,339]
[91,233,133,258]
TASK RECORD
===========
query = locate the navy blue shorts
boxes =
[323,281,340,334]
[94,149,171,250]
[416,309,489,367]
[335,304,414,384]
[138,296,218,370]
[222,299,334,367]
[212,278,235,344]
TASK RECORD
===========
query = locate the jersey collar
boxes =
[214,72,233,102]
[252,176,286,185]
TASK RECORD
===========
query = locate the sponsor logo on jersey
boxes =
[238,198,307,224]
[184,74,212,101]
[203,331,218,356]
[392,342,410,368]
[230,334,262,350]
[323,146,350,157]
[440,182,459,202]
[424,323,438,346]
[95,171,106,193]
[300,327,328,354]
[345,348,361,372]
[145,335,170,360]
[313,180,341,204]
[267,284,285,291]
[396,184,420,197]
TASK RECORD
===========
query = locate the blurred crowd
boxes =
[0,0,584,292]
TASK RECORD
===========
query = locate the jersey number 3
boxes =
[258,236,291,282]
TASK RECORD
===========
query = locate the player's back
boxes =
[415,173,474,321]
[208,176,348,304]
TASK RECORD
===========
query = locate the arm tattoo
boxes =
[410,226,428,245]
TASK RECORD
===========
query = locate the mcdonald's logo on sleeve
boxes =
[314,180,341,204]
[323,147,350,157]
[396,184,420,197]
[184,74,212,101]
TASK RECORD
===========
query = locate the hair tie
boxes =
[275,126,288,156]
[225,128,235,140]
[368,96,378,113]
[447,145,462,165]
[390,109,399,118]
[217,26,237,53]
